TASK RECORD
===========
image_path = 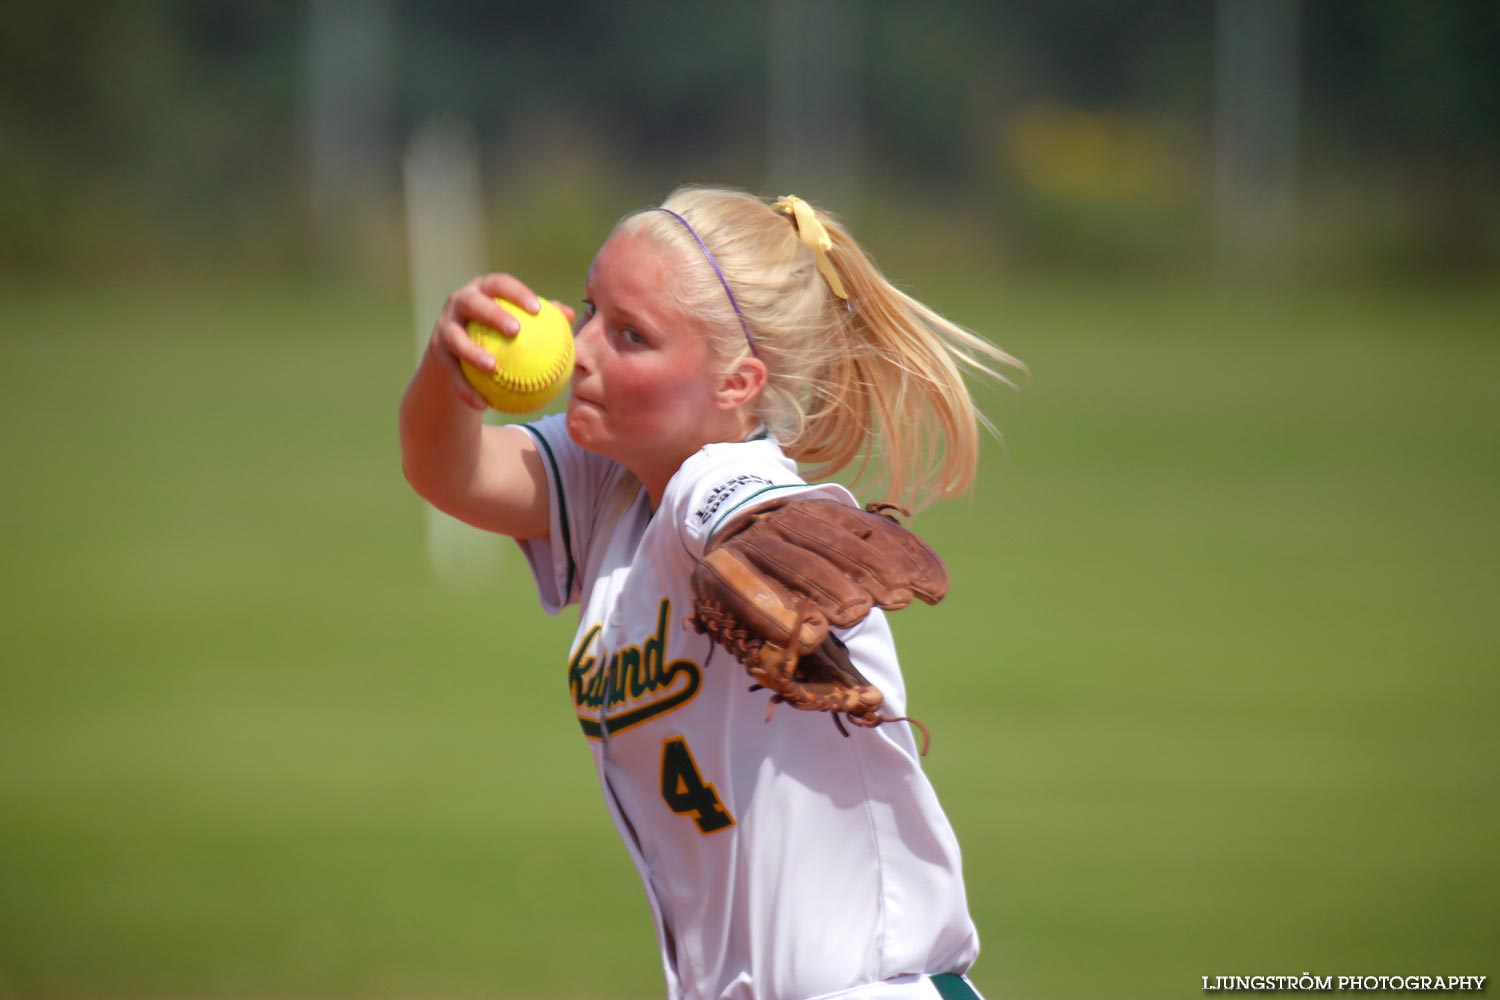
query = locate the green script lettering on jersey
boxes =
[570,598,702,738]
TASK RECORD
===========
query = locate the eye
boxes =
[620,327,647,347]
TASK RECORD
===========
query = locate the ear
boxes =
[712,356,768,411]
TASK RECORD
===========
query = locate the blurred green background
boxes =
[2,3,1497,998]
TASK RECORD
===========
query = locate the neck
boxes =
[633,415,763,508]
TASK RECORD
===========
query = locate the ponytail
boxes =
[621,187,1026,510]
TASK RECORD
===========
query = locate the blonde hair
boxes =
[619,186,1025,510]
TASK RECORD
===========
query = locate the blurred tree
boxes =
[0,0,302,274]
[0,0,1495,279]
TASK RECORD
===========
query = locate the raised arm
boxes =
[399,273,568,540]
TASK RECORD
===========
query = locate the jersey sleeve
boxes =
[658,438,856,562]
[658,440,915,720]
[513,413,631,614]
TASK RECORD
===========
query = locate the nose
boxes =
[571,311,600,375]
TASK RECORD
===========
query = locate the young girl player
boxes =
[399,187,1023,1000]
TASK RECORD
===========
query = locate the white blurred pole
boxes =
[402,117,506,589]
[767,0,862,211]
[305,0,395,275]
[1213,0,1301,282]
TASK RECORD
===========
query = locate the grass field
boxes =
[1,276,1496,999]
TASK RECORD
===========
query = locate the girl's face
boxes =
[566,227,747,498]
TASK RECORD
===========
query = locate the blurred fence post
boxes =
[304,0,396,278]
[402,117,506,589]
[1213,0,1301,283]
[767,0,863,213]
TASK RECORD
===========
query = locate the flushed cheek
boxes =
[620,375,705,429]
[599,358,674,410]
[571,351,714,451]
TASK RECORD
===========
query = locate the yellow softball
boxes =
[460,298,575,414]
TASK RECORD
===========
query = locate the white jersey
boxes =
[516,414,979,1000]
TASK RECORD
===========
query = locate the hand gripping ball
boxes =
[460,298,575,414]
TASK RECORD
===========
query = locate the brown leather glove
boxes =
[688,498,948,737]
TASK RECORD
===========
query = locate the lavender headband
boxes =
[654,208,760,358]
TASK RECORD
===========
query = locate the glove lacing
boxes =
[751,595,934,756]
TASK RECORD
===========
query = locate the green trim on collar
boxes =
[521,425,576,600]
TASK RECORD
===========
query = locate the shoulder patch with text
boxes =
[694,474,774,525]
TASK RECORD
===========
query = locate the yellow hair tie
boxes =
[773,194,848,302]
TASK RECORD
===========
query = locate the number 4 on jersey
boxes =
[661,737,735,834]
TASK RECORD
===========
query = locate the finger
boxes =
[459,386,488,411]
[431,328,492,411]
[552,299,576,324]
[476,273,542,314]
[436,320,497,373]
[428,335,488,411]
[455,288,520,336]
